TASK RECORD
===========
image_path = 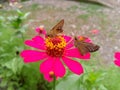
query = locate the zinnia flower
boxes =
[20,30,91,82]
[35,25,46,35]
[114,52,120,67]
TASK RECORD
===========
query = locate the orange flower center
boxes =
[45,36,66,57]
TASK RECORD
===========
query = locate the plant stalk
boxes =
[53,76,56,90]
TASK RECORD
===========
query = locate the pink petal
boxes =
[25,40,45,50]
[36,27,40,32]
[25,36,45,50]
[20,50,47,63]
[62,57,83,75]
[65,48,90,60]
[40,57,54,74]
[84,38,92,43]
[43,73,53,82]
[115,52,120,59]
[64,35,72,43]
[64,35,74,49]
[54,58,66,77]
[32,36,45,45]
[66,39,74,49]
[114,59,120,67]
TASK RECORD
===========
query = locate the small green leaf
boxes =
[56,74,80,90]
[21,12,30,20]
[14,31,22,38]
[98,84,108,90]
[0,79,8,87]
[7,86,14,90]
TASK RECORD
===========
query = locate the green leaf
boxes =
[11,58,24,74]
[18,24,29,33]
[56,74,80,90]
[0,79,8,87]
[3,58,24,75]
[6,71,13,77]
[21,12,30,20]
[18,87,26,90]
[14,31,22,38]
[98,84,108,90]
[7,86,14,90]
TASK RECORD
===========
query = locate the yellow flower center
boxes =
[45,36,66,57]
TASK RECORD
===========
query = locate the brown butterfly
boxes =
[74,36,100,55]
[46,19,64,37]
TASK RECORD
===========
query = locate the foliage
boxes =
[0,9,52,90]
[56,63,120,90]
[7,9,30,38]
[56,64,107,90]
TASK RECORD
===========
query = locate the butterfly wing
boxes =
[74,37,100,55]
[47,19,64,37]
[84,42,100,52]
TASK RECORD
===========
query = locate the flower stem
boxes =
[53,76,56,90]
[21,33,26,49]
[21,33,25,42]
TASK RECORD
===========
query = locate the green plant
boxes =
[8,10,30,29]
[0,16,6,28]
[56,63,107,90]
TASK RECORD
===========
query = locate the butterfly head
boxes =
[74,36,87,42]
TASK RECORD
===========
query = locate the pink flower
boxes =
[91,29,99,35]
[20,30,91,82]
[114,52,120,67]
[35,25,46,35]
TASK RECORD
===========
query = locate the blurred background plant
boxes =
[0,16,6,28]
[7,9,30,41]
[0,8,52,90]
